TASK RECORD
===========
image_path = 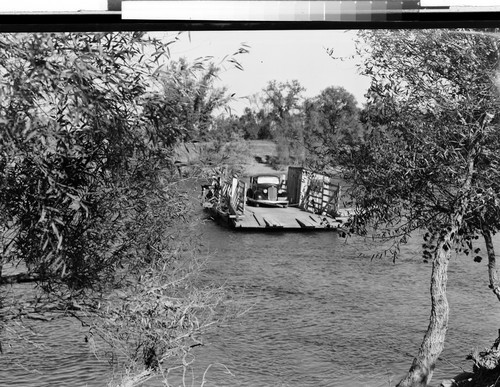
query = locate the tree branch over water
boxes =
[342,29,500,386]
[0,31,248,384]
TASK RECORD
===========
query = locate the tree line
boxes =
[210,79,364,171]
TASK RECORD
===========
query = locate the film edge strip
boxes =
[119,1,500,22]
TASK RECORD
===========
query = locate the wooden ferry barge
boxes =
[201,166,351,230]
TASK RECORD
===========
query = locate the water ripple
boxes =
[2,223,499,386]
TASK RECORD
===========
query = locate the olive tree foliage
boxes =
[143,56,235,143]
[303,86,363,171]
[0,32,239,377]
[263,79,305,123]
[262,80,306,166]
[343,29,500,387]
[237,93,275,140]
[237,107,272,140]
[0,32,166,291]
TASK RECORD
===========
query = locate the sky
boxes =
[153,30,371,115]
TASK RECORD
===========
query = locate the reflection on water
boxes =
[0,317,113,386]
[192,223,500,387]
[1,218,500,387]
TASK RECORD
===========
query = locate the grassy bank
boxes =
[173,139,288,177]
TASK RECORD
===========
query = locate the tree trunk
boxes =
[396,230,454,387]
[482,227,500,302]
[397,153,474,387]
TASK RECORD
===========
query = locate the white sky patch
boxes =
[153,30,370,115]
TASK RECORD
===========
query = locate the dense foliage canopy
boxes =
[0,31,241,381]
[304,86,363,170]
[345,29,500,387]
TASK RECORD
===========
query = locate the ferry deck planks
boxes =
[235,206,345,230]
[202,166,351,231]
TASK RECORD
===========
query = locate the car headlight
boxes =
[278,189,283,194]
[263,189,268,194]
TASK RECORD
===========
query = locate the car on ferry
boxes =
[246,174,289,208]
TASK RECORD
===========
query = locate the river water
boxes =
[1,216,500,387]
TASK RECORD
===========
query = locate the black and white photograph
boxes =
[1,13,500,387]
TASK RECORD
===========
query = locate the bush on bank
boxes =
[0,32,244,382]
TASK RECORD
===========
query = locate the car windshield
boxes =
[256,176,280,185]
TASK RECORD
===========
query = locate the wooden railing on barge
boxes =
[201,167,345,229]
[201,174,246,220]
[287,166,341,217]
[230,178,246,217]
